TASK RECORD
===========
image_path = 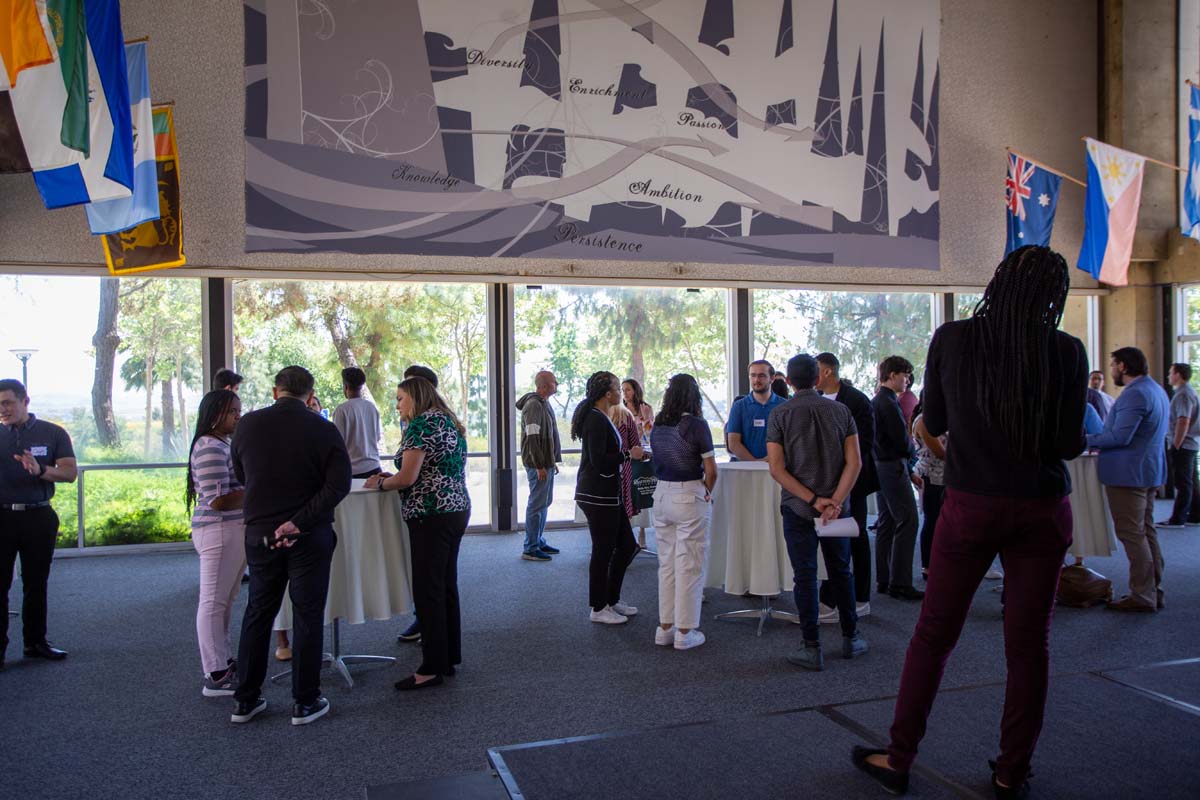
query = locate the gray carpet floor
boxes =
[2,501,1198,799]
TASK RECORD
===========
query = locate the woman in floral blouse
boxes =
[365,376,470,691]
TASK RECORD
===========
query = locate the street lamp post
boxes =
[9,349,38,388]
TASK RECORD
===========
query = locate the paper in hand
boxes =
[815,517,859,537]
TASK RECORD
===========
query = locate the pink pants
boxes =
[192,519,246,674]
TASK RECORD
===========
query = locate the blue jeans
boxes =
[524,467,554,553]
[781,506,858,642]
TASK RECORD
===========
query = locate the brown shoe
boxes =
[1105,596,1155,613]
[275,646,293,661]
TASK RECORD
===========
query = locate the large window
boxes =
[233,279,492,527]
[513,285,730,523]
[752,289,936,391]
[2,275,204,547]
[957,291,1098,367]
[1176,284,1200,387]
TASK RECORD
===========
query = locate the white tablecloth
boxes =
[708,461,826,595]
[1065,455,1118,558]
[274,485,414,628]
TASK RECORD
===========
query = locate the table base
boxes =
[271,618,395,689]
[716,595,799,636]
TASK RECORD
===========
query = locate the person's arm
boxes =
[914,417,945,460]
[816,433,862,521]
[725,400,756,460]
[583,413,624,474]
[1056,342,1088,459]
[1086,390,1147,450]
[702,456,717,495]
[766,442,818,504]
[922,329,947,437]
[288,429,352,532]
[877,401,908,460]
[1173,416,1189,450]
[15,426,79,483]
[231,434,247,487]
[332,404,349,440]
[726,432,757,461]
[520,403,549,473]
[379,449,424,490]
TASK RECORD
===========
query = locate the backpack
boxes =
[1056,564,1113,607]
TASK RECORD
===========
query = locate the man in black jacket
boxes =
[872,356,924,601]
[815,354,876,616]
[230,366,351,726]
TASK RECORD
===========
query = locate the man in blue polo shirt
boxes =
[725,360,786,460]
[0,379,77,668]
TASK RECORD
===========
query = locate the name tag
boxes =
[753,418,766,428]
[29,446,49,457]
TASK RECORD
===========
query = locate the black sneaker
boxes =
[230,696,267,723]
[521,549,552,561]
[989,760,1031,799]
[396,619,421,643]
[291,696,330,726]
[539,544,561,554]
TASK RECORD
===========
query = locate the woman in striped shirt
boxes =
[186,390,245,698]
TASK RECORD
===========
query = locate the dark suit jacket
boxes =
[835,381,878,496]
[232,397,352,538]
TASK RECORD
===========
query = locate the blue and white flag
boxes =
[1183,85,1200,240]
[32,0,133,209]
[1005,152,1061,255]
[86,42,158,234]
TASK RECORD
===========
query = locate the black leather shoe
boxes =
[851,746,909,795]
[877,583,890,595]
[888,586,926,601]
[394,673,444,691]
[24,642,67,660]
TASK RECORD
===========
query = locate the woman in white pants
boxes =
[185,390,245,697]
[648,374,718,650]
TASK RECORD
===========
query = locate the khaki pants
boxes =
[1104,485,1164,607]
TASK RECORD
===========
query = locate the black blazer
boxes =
[835,381,878,496]
[232,397,352,537]
[574,407,625,507]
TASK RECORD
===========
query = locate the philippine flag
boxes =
[1078,138,1145,286]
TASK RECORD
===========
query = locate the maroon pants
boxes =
[886,488,1072,786]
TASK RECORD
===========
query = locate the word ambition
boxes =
[391,163,461,191]
[554,222,645,253]
[628,179,703,203]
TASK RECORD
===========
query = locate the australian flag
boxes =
[1005,152,1062,255]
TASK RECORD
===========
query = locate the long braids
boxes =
[966,245,1070,460]
[185,389,240,512]
[571,371,618,440]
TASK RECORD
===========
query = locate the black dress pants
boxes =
[819,490,872,606]
[581,504,637,611]
[235,524,336,705]
[1168,448,1197,524]
[407,510,468,676]
[0,506,58,651]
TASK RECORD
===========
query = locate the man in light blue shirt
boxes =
[1085,347,1170,612]
[725,360,787,460]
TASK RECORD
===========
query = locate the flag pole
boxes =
[1079,137,1186,174]
[1006,148,1086,188]
[124,35,149,45]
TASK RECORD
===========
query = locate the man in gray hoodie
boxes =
[517,371,561,561]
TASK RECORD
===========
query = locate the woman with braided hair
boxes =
[572,371,645,624]
[853,246,1088,799]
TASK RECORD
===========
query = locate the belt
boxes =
[1,501,52,511]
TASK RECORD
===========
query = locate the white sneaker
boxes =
[985,568,1004,580]
[674,629,706,650]
[589,606,628,625]
[856,602,871,617]
[818,603,839,624]
[654,626,675,646]
[612,601,638,616]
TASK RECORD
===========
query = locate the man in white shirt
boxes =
[332,367,383,479]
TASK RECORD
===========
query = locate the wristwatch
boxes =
[37,462,47,478]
